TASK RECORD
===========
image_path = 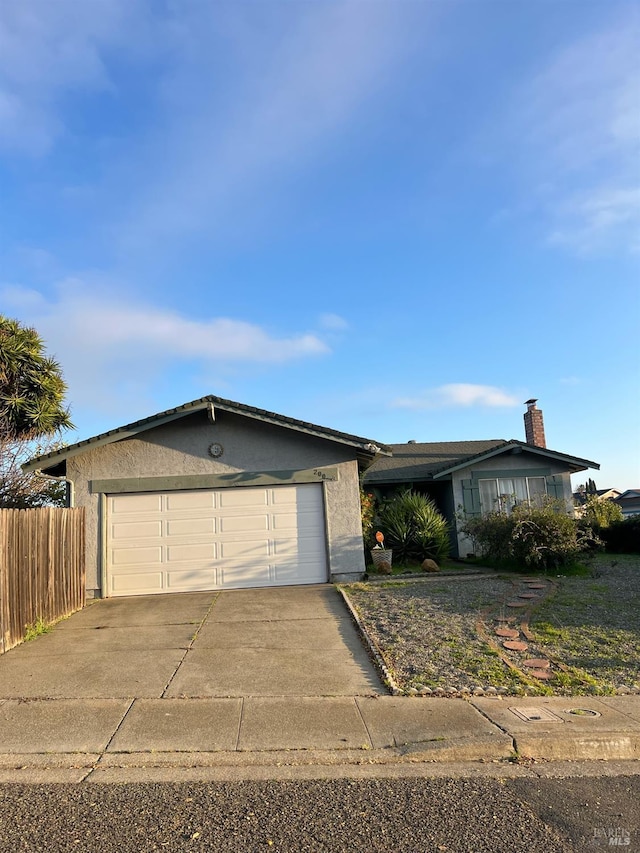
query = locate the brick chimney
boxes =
[524,399,546,447]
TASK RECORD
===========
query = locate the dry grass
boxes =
[343,554,640,696]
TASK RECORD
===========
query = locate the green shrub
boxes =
[461,510,513,564]
[599,515,640,553]
[378,489,450,564]
[461,499,600,571]
[581,495,623,528]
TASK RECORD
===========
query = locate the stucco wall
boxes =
[66,409,365,595]
[450,453,575,558]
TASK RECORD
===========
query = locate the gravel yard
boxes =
[342,554,640,696]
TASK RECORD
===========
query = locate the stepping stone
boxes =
[495,616,511,622]
[523,659,551,669]
[495,628,520,639]
[528,669,552,680]
[527,584,546,589]
[502,640,529,651]
[506,601,528,608]
[518,593,539,599]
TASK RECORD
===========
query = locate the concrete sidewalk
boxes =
[0,694,639,782]
[0,587,639,782]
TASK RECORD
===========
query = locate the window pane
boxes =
[513,478,528,503]
[497,478,518,512]
[527,477,547,507]
[498,478,514,496]
[479,479,498,513]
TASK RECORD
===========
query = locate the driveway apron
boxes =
[0,585,383,699]
[167,585,383,697]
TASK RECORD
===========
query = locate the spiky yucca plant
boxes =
[378,490,450,564]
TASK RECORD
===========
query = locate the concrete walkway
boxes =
[0,586,639,782]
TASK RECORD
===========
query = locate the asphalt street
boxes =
[0,775,638,852]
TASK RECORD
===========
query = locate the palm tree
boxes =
[0,316,73,440]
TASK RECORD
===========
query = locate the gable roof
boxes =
[364,439,599,484]
[23,395,391,475]
[615,489,640,501]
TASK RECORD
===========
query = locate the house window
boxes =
[478,476,547,514]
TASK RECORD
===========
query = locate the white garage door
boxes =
[106,484,327,596]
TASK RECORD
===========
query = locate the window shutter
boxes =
[545,475,565,501]
[462,479,481,516]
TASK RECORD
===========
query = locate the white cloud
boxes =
[548,186,640,254]
[1,280,330,416]
[318,313,349,332]
[503,12,640,254]
[392,384,521,410]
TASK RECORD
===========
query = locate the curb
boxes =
[336,586,399,695]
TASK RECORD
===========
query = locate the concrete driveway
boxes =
[0,585,384,699]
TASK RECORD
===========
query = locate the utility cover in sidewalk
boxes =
[565,708,602,718]
[509,706,563,722]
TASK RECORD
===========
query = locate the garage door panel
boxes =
[166,569,218,591]
[273,512,321,532]
[219,539,270,559]
[219,564,272,588]
[272,512,297,530]
[110,520,163,540]
[298,534,328,555]
[107,484,327,595]
[219,514,269,533]
[274,534,326,555]
[270,486,301,505]
[275,559,325,583]
[166,492,217,510]
[167,543,217,562]
[111,572,164,593]
[111,546,163,565]
[166,518,216,536]
[218,490,268,509]
[111,494,162,514]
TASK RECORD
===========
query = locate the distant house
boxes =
[614,490,640,518]
[364,401,599,558]
[573,487,622,517]
[573,487,622,505]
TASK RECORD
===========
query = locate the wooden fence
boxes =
[0,507,85,654]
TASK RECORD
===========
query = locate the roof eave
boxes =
[432,440,599,479]
[22,395,390,473]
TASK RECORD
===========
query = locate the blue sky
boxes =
[1,0,638,490]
